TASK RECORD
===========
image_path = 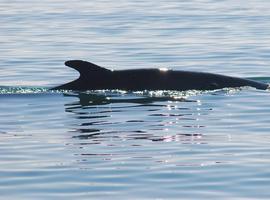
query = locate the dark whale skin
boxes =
[51,60,268,91]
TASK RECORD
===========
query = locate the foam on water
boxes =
[0,86,50,94]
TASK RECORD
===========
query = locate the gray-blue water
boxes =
[1,1,270,199]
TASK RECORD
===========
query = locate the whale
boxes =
[51,60,269,91]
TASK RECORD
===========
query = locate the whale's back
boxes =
[52,60,269,91]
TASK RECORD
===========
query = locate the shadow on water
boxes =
[63,91,207,144]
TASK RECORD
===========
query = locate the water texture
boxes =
[1,0,270,199]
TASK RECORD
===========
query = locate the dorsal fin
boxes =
[65,60,111,78]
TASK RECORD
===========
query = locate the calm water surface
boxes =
[1,0,270,199]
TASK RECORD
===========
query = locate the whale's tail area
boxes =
[51,60,111,90]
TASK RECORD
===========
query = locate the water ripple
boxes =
[2,0,270,199]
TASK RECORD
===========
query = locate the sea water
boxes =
[1,0,270,199]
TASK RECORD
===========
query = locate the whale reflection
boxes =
[63,92,206,144]
[64,92,193,107]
